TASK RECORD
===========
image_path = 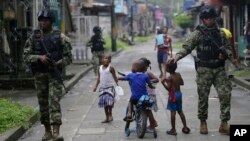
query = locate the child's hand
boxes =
[161,78,168,84]
[93,87,97,92]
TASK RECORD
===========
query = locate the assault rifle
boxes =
[34,29,68,93]
[196,26,231,62]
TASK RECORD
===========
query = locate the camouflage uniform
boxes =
[23,30,72,126]
[87,26,105,75]
[175,24,232,122]
[92,51,104,74]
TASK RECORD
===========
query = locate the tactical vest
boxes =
[30,30,63,73]
[196,27,226,68]
[91,34,104,52]
[197,28,223,60]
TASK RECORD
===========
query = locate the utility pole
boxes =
[111,0,117,52]
[130,0,134,42]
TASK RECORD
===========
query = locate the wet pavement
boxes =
[0,38,250,141]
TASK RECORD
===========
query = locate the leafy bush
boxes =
[104,36,131,50]
[174,13,193,29]
[0,98,35,133]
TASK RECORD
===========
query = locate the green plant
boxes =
[0,98,35,133]
[233,69,250,77]
[174,13,193,29]
[134,36,152,43]
[104,36,131,50]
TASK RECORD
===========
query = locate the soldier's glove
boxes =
[38,55,50,64]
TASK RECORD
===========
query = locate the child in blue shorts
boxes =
[161,62,190,135]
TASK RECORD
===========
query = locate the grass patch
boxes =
[134,36,152,43]
[172,41,183,49]
[233,69,250,77]
[0,98,35,133]
[104,36,131,50]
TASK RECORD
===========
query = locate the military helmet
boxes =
[93,26,101,33]
[199,5,217,19]
[37,9,55,22]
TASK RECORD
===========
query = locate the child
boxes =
[163,27,173,58]
[155,27,172,79]
[154,28,165,78]
[139,57,159,112]
[161,62,190,135]
[93,54,118,123]
[139,58,159,130]
[118,60,156,129]
[162,27,173,79]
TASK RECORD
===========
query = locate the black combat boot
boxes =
[42,124,53,141]
[53,125,64,141]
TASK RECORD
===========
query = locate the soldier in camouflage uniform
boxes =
[168,5,235,135]
[23,9,72,141]
[87,26,105,75]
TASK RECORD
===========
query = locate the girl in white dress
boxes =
[93,54,118,123]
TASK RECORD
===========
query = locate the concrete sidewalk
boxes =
[0,49,122,141]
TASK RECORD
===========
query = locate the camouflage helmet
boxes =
[199,5,217,19]
[37,9,55,22]
[93,26,101,33]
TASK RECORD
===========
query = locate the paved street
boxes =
[18,39,250,141]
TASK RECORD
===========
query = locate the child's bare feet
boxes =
[182,127,190,134]
[109,116,113,121]
[148,121,158,129]
[101,119,109,123]
[166,129,177,135]
[123,116,133,122]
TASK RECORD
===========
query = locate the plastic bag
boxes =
[115,86,124,96]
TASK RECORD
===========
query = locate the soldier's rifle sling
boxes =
[36,29,68,93]
[197,26,233,63]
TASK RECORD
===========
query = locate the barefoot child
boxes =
[139,57,159,112]
[93,54,118,123]
[139,58,159,129]
[161,62,190,135]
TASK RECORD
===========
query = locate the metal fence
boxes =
[71,15,98,62]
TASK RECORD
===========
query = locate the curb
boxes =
[0,49,123,141]
[0,66,93,141]
[0,112,39,141]
[232,77,250,90]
